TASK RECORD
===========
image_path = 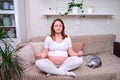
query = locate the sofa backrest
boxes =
[71,34,116,55]
[29,34,116,55]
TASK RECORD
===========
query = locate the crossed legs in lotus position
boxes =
[35,56,83,77]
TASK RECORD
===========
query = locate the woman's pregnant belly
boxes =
[48,51,68,65]
[48,56,67,65]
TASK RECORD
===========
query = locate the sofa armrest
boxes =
[16,41,29,51]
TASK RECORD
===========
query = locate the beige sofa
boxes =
[16,34,120,80]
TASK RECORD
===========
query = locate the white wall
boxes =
[24,0,120,41]
[17,0,27,41]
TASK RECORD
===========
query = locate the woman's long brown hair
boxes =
[50,18,67,40]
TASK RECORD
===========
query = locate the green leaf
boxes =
[0,28,23,80]
[61,0,84,16]
[0,27,7,39]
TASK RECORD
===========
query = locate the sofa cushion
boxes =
[29,42,44,54]
[72,42,83,52]
[76,53,120,80]
[16,44,35,72]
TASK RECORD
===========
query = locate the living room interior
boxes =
[19,0,120,57]
[0,0,120,80]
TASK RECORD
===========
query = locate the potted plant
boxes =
[60,0,84,15]
[0,27,23,80]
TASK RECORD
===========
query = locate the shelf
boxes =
[0,26,15,27]
[43,13,114,18]
[0,10,15,14]
[43,12,115,25]
[0,27,16,38]
[0,0,20,43]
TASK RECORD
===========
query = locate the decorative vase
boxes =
[72,6,79,14]
[3,2,9,10]
[7,28,15,38]
[3,15,11,26]
[88,6,95,14]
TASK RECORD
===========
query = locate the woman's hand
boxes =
[35,53,42,59]
[77,50,83,57]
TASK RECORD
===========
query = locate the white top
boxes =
[44,36,72,57]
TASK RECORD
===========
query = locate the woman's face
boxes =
[53,21,63,34]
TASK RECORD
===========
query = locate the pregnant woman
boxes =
[35,18,83,77]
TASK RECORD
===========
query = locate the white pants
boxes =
[35,56,83,76]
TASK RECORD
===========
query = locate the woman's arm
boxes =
[67,47,83,57]
[36,48,49,59]
[36,36,51,59]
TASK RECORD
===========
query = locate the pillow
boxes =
[15,44,35,72]
[72,42,84,52]
[29,42,44,54]
[16,41,29,51]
